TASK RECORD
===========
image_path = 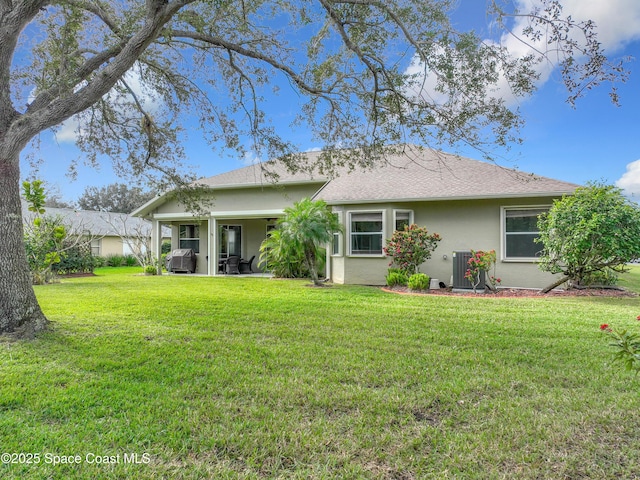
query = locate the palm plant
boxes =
[259,229,308,279]
[263,198,342,286]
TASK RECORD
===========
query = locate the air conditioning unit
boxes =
[452,251,485,290]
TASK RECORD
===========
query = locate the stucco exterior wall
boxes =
[156,184,323,215]
[100,236,125,257]
[330,197,561,289]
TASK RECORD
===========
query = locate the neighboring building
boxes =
[21,201,169,257]
[132,146,578,289]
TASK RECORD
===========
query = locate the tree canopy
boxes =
[77,183,155,213]
[0,0,629,336]
[537,183,640,292]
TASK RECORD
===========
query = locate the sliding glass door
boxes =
[219,225,242,258]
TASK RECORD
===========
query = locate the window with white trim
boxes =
[90,239,101,256]
[503,208,548,259]
[394,210,413,231]
[349,211,384,255]
[332,212,343,256]
[179,224,200,253]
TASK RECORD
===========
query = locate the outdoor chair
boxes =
[225,255,240,274]
[239,255,255,274]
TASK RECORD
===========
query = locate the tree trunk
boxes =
[0,152,48,338]
[541,275,571,294]
[304,244,321,286]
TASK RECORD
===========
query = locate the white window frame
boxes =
[393,209,414,231]
[90,238,101,256]
[218,224,242,258]
[179,224,200,253]
[501,206,549,262]
[348,210,385,257]
[331,211,343,257]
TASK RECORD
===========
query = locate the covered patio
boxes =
[149,209,285,276]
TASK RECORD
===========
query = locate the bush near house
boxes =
[52,242,95,275]
[537,182,640,292]
[384,224,441,275]
[408,272,430,291]
[386,268,409,287]
[260,198,339,285]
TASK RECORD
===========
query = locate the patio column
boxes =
[152,218,163,275]
[211,217,218,276]
[325,240,331,282]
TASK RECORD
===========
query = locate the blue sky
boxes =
[19,0,640,203]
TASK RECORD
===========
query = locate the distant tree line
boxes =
[43,183,156,214]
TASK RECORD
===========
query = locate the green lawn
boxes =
[2,267,640,479]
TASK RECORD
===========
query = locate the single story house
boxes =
[22,201,170,257]
[132,145,578,289]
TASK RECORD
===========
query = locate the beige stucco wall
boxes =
[330,197,561,289]
[156,184,323,215]
[100,236,125,257]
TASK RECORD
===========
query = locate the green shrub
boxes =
[161,241,172,255]
[52,242,95,275]
[386,269,409,287]
[105,254,125,267]
[259,229,310,278]
[144,264,158,275]
[408,273,430,291]
[93,256,107,268]
[581,268,618,286]
[124,255,138,267]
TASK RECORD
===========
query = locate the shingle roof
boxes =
[196,150,329,188]
[21,201,170,237]
[134,145,577,217]
[312,146,578,203]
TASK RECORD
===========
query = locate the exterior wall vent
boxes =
[452,251,485,290]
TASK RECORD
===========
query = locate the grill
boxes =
[168,248,197,273]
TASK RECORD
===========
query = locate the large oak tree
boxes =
[0,0,626,337]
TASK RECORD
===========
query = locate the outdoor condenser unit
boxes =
[169,248,197,273]
[452,251,485,290]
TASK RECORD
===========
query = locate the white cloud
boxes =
[55,66,161,144]
[616,159,640,197]
[240,151,264,166]
[498,0,640,94]
[406,1,640,107]
[555,0,640,52]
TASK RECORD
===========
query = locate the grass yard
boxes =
[2,266,640,479]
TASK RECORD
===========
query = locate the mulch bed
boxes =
[382,286,637,298]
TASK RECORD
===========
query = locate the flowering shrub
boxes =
[384,224,441,275]
[600,319,640,374]
[464,250,499,293]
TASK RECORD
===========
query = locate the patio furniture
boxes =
[225,255,240,274]
[239,255,255,274]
